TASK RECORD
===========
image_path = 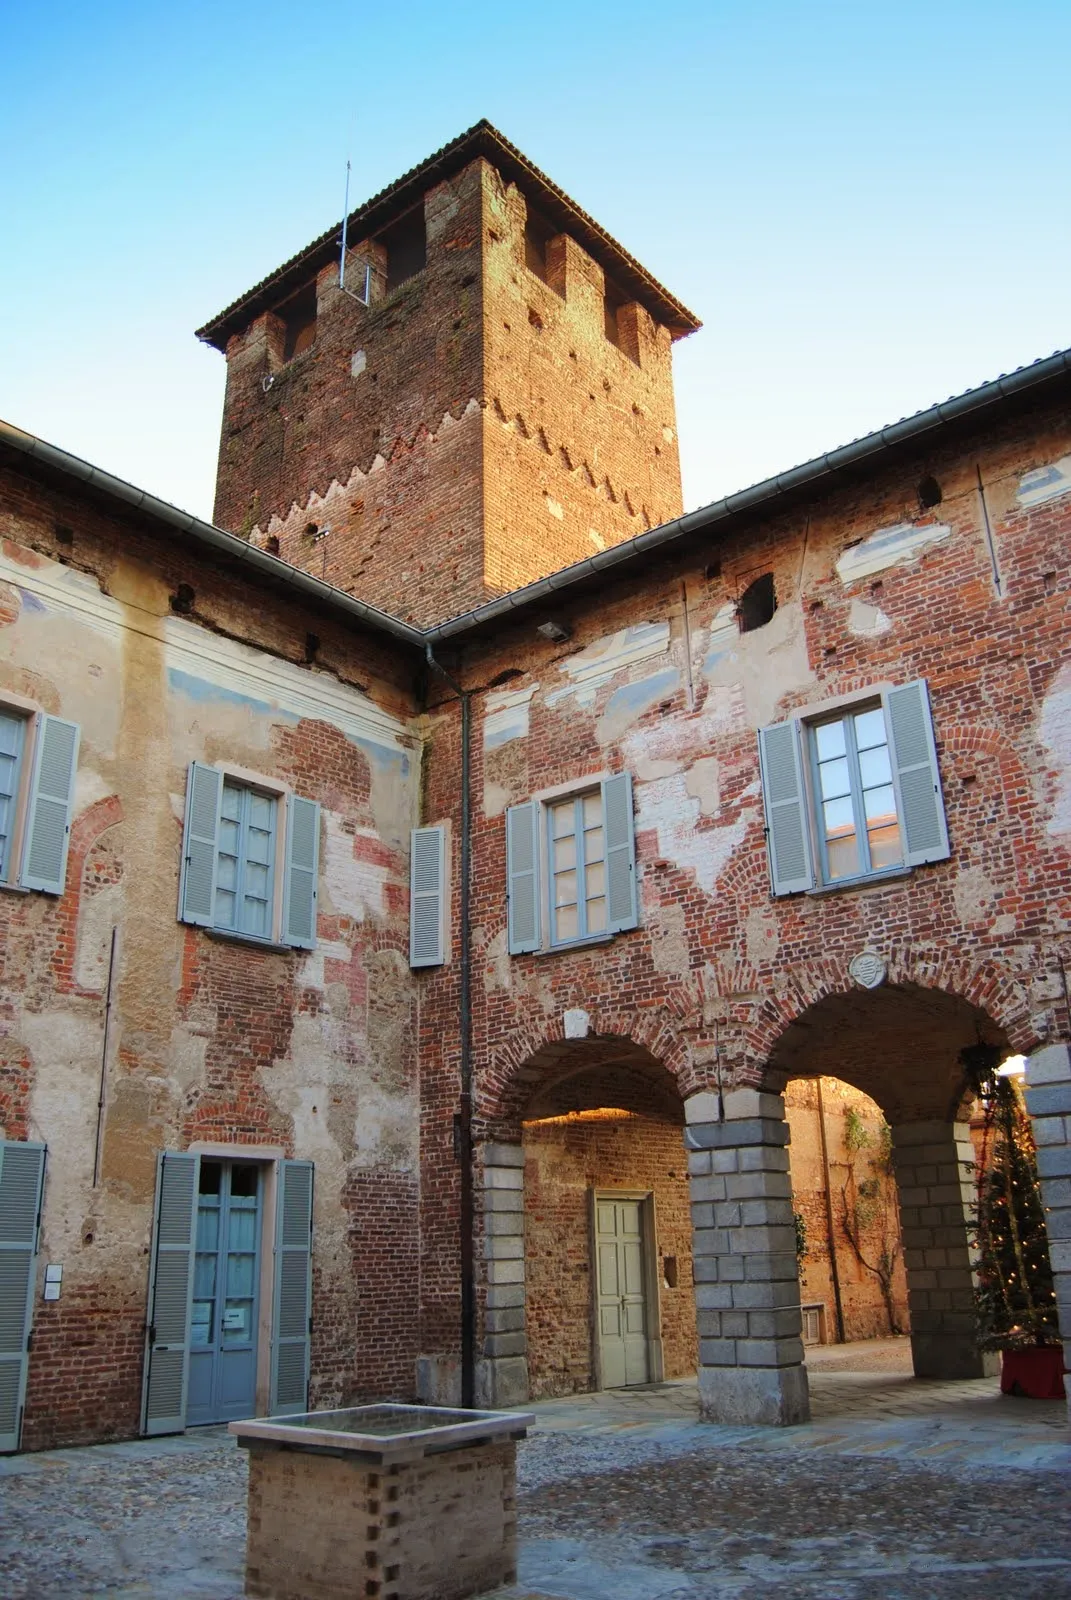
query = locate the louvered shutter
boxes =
[883,680,950,866]
[141,1151,198,1437]
[178,763,222,927]
[283,796,320,949]
[0,1141,46,1453]
[602,772,639,933]
[757,721,815,895]
[270,1160,313,1416]
[20,716,80,894]
[506,802,541,955]
[410,826,445,967]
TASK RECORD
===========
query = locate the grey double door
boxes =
[187,1160,261,1425]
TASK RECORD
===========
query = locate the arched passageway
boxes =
[476,1034,693,1408]
[689,983,1018,1427]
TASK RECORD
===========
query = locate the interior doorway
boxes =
[594,1194,651,1387]
[187,1159,262,1425]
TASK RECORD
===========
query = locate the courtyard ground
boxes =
[0,1340,1067,1599]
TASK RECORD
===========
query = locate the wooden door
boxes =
[595,1197,650,1388]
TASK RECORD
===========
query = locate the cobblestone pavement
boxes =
[0,1343,1067,1599]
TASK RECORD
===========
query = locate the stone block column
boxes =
[474,1142,529,1409]
[892,1120,995,1379]
[685,1088,809,1426]
[1024,1043,1071,1384]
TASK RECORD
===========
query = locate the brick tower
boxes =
[198,123,700,627]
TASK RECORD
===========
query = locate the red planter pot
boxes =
[999,1346,1067,1400]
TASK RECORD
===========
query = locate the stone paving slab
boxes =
[1,1355,1068,1598]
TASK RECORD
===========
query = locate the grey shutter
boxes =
[506,802,541,955]
[283,796,320,949]
[0,1141,46,1453]
[602,772,639,933]
[883,680,950,866]
[758,721,815,895]
[410,826,445,968]
[141,1151,198,1437]
[20,716,80,894]
[271,1159,313,1416]
[178,763,222,927]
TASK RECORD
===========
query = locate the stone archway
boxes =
[687,980,1022,1427]
[476,1029,691,1408]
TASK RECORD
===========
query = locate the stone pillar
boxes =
[892,1120,996,1379]
[685,1088,809,1426]
[1023,1043,1071,1384]
[474,1142,529,1409]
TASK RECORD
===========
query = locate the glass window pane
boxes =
[868,821,902,871]
[585,860,606,899]
[241,898,270,938]
[554,869,577,909]
[0,714,23,761]
[194,1253,217,1298]
[581,792,603,828]
[216,839,239,886]
[823,796,856,840]
[586,896,607,934]
[819,757,851,801]
[226,1253,255,1298]
[853,707,887,750]
[199,1163,222,1196]
[584,826,604,863]
[858,745,892,788]
[230,1164,258,1199]
[221,784,242,821]
[215,888,237,929]
[244,862,270,900]
[555,904,579,941]
[814,719,846,761]
[862,783,897,826]
[191,1303,213,1346]
[827,833,860,881]
[553,835,576,872]
[248,792,274,830]
[550,802,575,840]
[228,1207,256,1252]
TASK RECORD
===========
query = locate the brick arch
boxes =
[477,1003,696,1141]
[742,952,1036,1125]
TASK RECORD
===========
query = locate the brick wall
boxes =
[211,155,687,626]
[0,464,424,1447]
[523,1112,696,1397]
[785,1078,909,1342]
[414,394,1071,1379]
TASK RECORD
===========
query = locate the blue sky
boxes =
[3,1,1069,523]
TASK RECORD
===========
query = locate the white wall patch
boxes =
[1018,455,1071,510]
[835,521,952,585]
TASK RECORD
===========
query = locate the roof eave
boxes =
[195,121,700,352]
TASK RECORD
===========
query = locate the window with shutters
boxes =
[178,764,320,949]
[0,703,80,898]
[757,680,950,897]
[507,772,638,954]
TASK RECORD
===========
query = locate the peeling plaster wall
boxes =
[0,473,423,1448]
[419,398,1071,1376]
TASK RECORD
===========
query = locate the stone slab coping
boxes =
[229,1403,536,1464]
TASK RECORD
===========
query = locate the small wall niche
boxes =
[737,572,777,633]
[381,207,427,293]
[278,283,318,363]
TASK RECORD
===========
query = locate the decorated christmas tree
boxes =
[964,1045,1059,1351]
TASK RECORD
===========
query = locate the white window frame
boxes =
[511,770,638,954]
[178,762,319,950]
[544,784,609,948]
[804,698,904,889]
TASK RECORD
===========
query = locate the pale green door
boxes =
[595,1197,649,1388]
